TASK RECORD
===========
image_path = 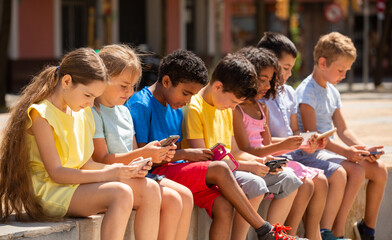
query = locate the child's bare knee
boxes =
[212,196,233,219]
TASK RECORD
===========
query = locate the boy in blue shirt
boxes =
[296,32,387,240]
[127,50,297,240]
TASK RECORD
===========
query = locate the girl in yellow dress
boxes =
[0,48,161,240]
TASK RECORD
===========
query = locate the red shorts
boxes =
[152,161,221,218]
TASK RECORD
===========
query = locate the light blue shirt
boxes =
[92,104,135,154]
[261,84,296,138]
[295,75,341,134]
[125,87,183,144]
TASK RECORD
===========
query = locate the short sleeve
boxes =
[183,105,204,140]
[129,102,151,144]
[297,86,317,110]
[288,87,298,114]
[91,107,104,139]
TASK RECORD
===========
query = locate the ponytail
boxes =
[0,48,107,221]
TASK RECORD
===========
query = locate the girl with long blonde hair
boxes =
[0,48,161,240]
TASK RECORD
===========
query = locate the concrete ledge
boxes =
[0,219,77,240]
[1,158,390,240]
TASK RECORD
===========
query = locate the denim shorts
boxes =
[286,149,343,178]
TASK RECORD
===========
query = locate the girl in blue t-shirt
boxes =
[92,44,194,240]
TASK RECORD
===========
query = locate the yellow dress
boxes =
[26,100,95,217]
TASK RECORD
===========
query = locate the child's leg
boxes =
[124,178,162,240]
[231,170,268,240]
[303,174,328,240]
[332,161,365,236]
[156,185,182,240]
[267,189,297,225]
[231,195,264,240]
[159,178,194,240]
[285,177,314,236]
[210,195,234,240]
[321,167,346,231]
[67,182,135,240]
[205,161,265,229]
[359,160,387,229]
[263,170,302,225]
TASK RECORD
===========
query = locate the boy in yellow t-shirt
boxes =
[182,53,302,240]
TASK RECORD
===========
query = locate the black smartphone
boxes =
[265,158,288,172]
[161,135,180,147]
[361,151,383,157]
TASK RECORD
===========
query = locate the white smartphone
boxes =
[129,157,152,171]
[316,128,337,141]
[299,131,317,145]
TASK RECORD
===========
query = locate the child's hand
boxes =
[184,148,214,162]
[107,163,139,181]
[249,159,270,177]
[143,141,170,163]
[280,136,303,150]
[301,134,319,153]
[133,161,152,178]
[164,144,177,162]
[316,135,328,150]
[345,145,368,162]
[363,146,384,163]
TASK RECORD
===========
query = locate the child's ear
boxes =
[212,81,223,92]
[162,75,172,88]
[318,57,328,70]
[61,74,73,89]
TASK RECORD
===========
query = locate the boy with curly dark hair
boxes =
[127,50,302,240]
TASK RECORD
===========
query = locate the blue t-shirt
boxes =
[92,104,135,154]
[261,84,296,138]
[125,87,183,143]
[295,75,341,134]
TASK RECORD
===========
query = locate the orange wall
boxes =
[166,0,180,53]
[19,0,54,59]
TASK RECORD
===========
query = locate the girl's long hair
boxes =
[0,48,107,222]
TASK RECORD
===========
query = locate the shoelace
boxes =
[272,224,296,240]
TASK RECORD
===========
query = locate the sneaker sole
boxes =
[353,222,361,240]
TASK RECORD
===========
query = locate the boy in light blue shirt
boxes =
[296,32,387,240]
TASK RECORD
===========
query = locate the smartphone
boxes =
[129,157,152,171]
[265,158,288,172]
[210,143,227,160]
[161,135,180,147]
[210,143,239,171]
[316,128,337,141]
[361,151,383,157]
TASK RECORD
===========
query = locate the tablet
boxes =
[316,128,337,141]
[299,132,317,145]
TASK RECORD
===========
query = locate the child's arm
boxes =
[230,137,272,177]
[30,110,138,184]
[233,105,301,157]
[299,103,368,162]
[181,140,217,162]
[92,136,170,164]
[289,113,301,136]
[330,109,383,162]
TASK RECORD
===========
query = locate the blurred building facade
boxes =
[6,0,391,93]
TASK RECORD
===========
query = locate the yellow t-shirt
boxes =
[182,94,233,150]
[26,100,95,217]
